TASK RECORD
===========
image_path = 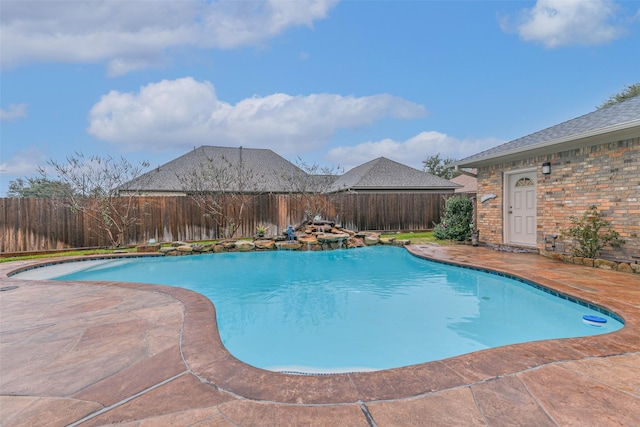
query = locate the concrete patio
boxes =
[1,245,639,426]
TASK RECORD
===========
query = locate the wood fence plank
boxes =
[0,193,464,252]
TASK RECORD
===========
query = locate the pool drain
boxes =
[0,286,19,292]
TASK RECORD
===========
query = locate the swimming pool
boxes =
[20,246,623,373]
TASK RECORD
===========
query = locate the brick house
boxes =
[454,96,640,263]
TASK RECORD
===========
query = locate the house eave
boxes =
[453,119,640,168]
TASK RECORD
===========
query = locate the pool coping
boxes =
[2,246,639,407]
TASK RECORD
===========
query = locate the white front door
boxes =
[506,171,537,246]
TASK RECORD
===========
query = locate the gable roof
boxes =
[124,146,306,193]
[125,147,461,194]
[329,157,460,192]
[451,169,477,193]
[455,96,640,168]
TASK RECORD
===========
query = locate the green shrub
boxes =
[561,205,624,258]
[434,195,473,241]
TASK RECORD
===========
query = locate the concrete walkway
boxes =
[1,245,639,426]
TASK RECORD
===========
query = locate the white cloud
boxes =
[0,103,28,121]
[0,146,47,175]
[325,131,504,170]
[87,77,427,154]
[1,0,338,76]
[504,0,625,48]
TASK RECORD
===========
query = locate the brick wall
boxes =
[476,137,639,261]
[476,165,505,245]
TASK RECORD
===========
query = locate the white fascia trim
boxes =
[455,119,640,167]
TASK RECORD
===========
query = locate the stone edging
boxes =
[540,250,640,274]
[138,224,411,255]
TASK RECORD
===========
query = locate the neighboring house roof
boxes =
[455,96,640,168]
[329,157,460,193]
[124,147,460,194]
[124,146,306,193]
[451,169,477,193]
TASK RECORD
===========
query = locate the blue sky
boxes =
[1,0,639,196]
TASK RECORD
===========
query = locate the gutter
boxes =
[453,119,640,168]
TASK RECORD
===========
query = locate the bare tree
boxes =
[282,158,343,223]
[40,152,150,247]
[177,150,266,238]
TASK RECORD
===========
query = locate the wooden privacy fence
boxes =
[1,193,460,253]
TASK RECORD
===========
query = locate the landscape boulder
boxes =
[317,233,350,243]
[363,233,380,246]
[276,241,303,251]
[235,240,256,252]
[177,245,194,253]
[254,240,276,250]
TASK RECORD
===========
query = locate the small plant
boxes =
[256,224,268,237]
[434,195,474,241]
[561,205,624,258]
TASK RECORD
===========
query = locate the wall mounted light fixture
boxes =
[481,193,497,203]
[542,162,551,175]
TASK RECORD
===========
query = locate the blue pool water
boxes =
[41,246,622,373]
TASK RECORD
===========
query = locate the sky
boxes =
[1,0,639,196]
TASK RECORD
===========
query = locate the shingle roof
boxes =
[451,173,477,193]
[456,96,640,167]
[125,147,460,194]
[329,157,460,192]
[124,146,306,193]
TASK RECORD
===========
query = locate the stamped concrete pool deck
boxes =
[1,245,639,426]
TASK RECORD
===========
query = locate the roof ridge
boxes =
[512,95,640,143]
[456,95,640,165]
